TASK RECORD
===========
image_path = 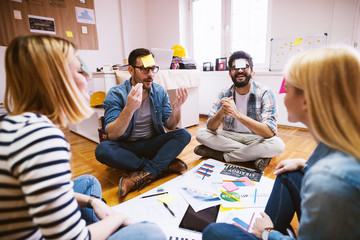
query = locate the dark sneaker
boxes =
[165,158,188,173]
[119,171,154,198]
[254,158,272,171]
[194,145,224,161]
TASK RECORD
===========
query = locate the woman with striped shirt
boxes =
[0,35,166,240]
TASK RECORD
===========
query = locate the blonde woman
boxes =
[0,35,165,240]
[203,46,360,240]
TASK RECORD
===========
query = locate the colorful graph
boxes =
[196,163,215,180]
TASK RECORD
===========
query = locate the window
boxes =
[192,0,270,70]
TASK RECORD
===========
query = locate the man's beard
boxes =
[231,72,251,88]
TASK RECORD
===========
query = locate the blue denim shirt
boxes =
[207,80,278,134]
[269,142,360,240]
[102,78,172,141]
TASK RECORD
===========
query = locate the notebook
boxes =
[150,48,174,70]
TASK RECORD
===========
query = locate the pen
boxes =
[220,190,241,202]
[247,212,255,231]
[140,192,168,199]
[163,202,175,217]
[254,188,257,204]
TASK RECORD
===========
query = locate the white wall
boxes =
[120,0,147,57]
[78,0,124,73]
[120,0,187,56]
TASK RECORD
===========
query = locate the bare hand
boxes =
[173,87,188,109]
[126,83,143,112]
[220,97,237,116]
[91,198,115,220]
[251,212,274,238]
[273,158,307,175]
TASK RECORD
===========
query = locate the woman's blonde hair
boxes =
[284,45,360,160]
[4,35,92,126]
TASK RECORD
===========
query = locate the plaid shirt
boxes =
[207,80,278,135]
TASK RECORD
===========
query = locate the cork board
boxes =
[0,0,98,50]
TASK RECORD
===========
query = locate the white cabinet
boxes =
[68,72,116,143]
[68,108,104,143]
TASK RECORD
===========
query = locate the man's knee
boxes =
[272,136,285,154]
[196,128,212,142]
[95,141,112,163]
[175,128,192,144]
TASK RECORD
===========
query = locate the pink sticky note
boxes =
[237,177,255,187]
[223,182,239,192]
[279,77,286,94]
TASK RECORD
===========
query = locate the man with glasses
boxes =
[194,51,285,171]
[95,48,191,197]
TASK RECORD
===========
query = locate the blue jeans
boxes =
[73,174,102,225]
[73,175,166,240]
[95,128,191,177]
[202,171,303,240]
[265,171,302,234]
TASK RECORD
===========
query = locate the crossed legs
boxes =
[196,128,285,162]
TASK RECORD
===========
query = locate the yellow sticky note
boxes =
[141,54,156,68]
[295,38,302,46]
[157,194,174,204]
[219,205,245,212]
[66,31,73,38]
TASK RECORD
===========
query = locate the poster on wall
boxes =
[75,7,95,24]
[28,15,56,34]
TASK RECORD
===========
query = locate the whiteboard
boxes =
[269,33,328,71]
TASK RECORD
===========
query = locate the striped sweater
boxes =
[0,112,90,239]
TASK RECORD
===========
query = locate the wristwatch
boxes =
[262,227,274,240]
[87,196,95,209]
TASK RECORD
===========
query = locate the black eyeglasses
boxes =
[132,65,159,74]
[230,64,250,72]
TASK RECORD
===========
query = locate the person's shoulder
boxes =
[21,113,65,138]
[252,80,275,97]
[111,79,130,92]
[4,113,67,151]
[252,80,272,91]
[152,82,167,92]
[304,151,360,192]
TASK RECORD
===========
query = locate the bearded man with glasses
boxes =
[95,48,191,198]
[194,51,285,171]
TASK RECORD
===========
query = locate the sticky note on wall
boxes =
[66,31,73,37]
[295,38,302,46]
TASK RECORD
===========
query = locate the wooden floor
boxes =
[63,115,316,231]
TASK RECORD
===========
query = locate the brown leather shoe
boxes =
[165,158,188,173]
[254,158,272,171]
[194,145,224,161]
[119,171,154,198]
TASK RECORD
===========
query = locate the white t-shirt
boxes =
[233,91,252,133]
